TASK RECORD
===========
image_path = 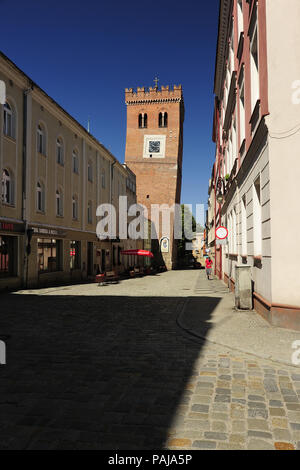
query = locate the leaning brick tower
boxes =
[124,84,184,269]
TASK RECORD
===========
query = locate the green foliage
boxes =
[177,204,197,260]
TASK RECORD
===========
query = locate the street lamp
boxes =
[216,177,225,205]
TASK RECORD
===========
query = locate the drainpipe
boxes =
[110,160,116,270]
[22,85,33,288]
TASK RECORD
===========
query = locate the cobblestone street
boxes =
[0,270,300,450]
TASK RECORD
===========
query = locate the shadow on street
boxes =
[0,292,220,450]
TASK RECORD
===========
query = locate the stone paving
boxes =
[0,270,299,450]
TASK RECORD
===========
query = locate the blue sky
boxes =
[0,0,219,222]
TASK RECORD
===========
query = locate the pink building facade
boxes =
[210,0,300,330]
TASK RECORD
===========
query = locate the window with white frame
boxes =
[239,69,246,148]
[237,0,244,38]
[56,189,63,216]
[37,124,46,155]
[253,176,262,256]
[230,24,234,72]
[228,212,233,253]
[250,21,260,113]
[3,102,15,138]
[56,138,64,165]
[87,201,92,224]
[232,118,237,164]
[72,195,78,220]
[228,134,233,174]
[37,181,45,212]
[101,169,106,188]
[88,161,93,182]
[241,194,247,255]
[1,169,14,205]
[72,150,79,174]
[232,207,237,254]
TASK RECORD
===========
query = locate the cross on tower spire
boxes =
[154,76,159,88]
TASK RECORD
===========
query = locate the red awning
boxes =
[120,249,154,258]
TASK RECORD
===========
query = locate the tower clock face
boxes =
[149,141,160,153]
[143,135,166,158]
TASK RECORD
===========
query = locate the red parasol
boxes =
[120,249,154,258]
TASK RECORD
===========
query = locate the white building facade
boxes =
[211,0,300,330]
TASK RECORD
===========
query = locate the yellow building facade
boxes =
[0,52,139,290]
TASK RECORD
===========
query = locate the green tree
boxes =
[177,204,197,260]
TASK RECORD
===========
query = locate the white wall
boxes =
[266,0,300,305]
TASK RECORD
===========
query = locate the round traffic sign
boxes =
[216,226,228,240]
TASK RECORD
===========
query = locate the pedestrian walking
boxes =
[205,257,213,280]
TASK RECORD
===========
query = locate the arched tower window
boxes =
[138,113,147,129]
[159,112,168,128]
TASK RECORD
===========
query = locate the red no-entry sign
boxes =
[216,226,228,240]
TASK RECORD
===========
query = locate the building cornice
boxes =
[125,98,182,105]
[214,0,234,100]
[0,50,124,171]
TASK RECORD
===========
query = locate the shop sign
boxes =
[0,222,24,233]
[33,227,65,237]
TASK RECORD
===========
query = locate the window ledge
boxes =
[3,134,16,143]
[56,215,64,218]
[39,270,63,275]
[250,99,261,134]
[36,210,45,215]
[1,202,15,208]
[38,152,47,157]
[239,139,246,159]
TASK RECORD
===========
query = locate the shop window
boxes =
[37,238,63,273]
[70,240,81,270]
[0,236,17,278]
